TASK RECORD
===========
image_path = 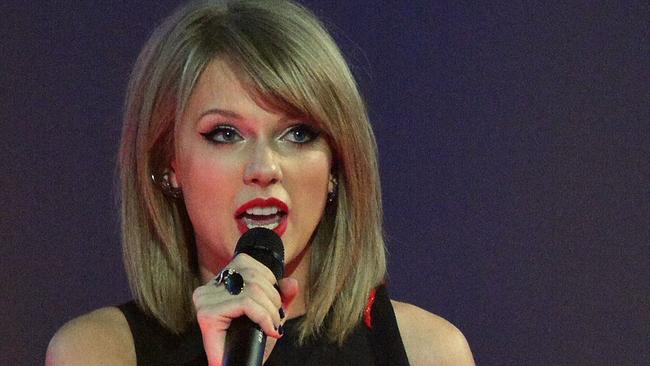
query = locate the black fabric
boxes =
[368,286,411,366]
[117,286,410,365]
[264,316,374,366]
[117,302,204,366]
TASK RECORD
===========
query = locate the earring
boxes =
[327,175,338,203]
[151,171,182,199]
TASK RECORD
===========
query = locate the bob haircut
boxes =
[119,0,386,344]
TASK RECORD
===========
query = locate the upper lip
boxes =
[235,197,289,218]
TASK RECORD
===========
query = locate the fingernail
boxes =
[279,307,285,319]
[278,325,284,336]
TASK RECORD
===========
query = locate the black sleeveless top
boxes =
[118,286,409,365]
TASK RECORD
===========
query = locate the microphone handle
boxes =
[223,317,266,366]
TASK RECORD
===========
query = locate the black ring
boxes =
[224,271,245,295]
[215,268,234,286]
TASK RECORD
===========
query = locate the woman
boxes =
[47,0,474,365]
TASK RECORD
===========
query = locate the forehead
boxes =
[188,60,254,110]
[184,58,297,122]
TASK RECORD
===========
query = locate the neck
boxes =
[283,245,311,319]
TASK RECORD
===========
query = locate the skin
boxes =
[170,59,333,285]
[45,59,475,366]
[170,59,333,364]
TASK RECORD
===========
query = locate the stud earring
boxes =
[327,175,338,203]
[151,171,182,199]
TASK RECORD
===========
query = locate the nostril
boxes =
[243,146,282,185]
[244,173,280,187]
[243,160,282,186]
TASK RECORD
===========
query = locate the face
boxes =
[170,60,333,280]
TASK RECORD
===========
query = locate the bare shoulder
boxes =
[391,300,475,366]
[46,307,135,366]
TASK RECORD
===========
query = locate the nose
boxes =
[243,142,282,187]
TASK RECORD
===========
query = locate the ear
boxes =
[327,173,336,193]
[168,159,180,188]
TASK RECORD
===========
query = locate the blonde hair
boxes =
[119,0,386,344]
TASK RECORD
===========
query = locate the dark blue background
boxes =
[2,1,648,365]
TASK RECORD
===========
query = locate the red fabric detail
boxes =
[363,288,377,329]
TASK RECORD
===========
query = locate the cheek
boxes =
[288,152,331,220]
[177,151,245,263]
[178,147,240,190]
[177,151,241,225]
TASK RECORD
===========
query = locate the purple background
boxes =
[2,1,648,365]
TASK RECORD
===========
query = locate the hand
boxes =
[192,253,299,366]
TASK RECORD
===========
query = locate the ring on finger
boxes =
[214,268,245,295]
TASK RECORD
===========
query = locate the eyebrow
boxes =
[198,108,243,121]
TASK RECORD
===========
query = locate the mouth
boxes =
[235,198,289,236]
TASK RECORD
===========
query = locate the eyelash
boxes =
[200,124,320,145]
[200,125,241,144]
[284,124,320,144]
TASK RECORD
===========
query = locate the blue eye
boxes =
[284,124,319,144]
[201,126,242,144]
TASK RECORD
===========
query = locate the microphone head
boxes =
[235,227,284,280]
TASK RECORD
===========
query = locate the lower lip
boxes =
[236,215,288,236]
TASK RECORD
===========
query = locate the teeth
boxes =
[245,206,279,216]
[246,221,280,230]
[242,215,281,230]
[240,206,284,231]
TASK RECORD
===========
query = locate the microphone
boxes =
[223,227,285,366]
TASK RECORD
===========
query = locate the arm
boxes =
[45,307,135,366]
[392,300,475,366]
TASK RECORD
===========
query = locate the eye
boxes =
[201,125,243,144]
[283,124,319,144]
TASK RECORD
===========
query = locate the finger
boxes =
[207,270,283,328]
[194,277,279,326]
[197,287,282,335]
[193,281,228,306]
[224,254,283,308]
[196,293,281,363]
[277,277,299,309]
[239,280,283,328]
[237,267,282,309]
[231,253,278,283]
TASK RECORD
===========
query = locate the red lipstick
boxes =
[235,198,289,236]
